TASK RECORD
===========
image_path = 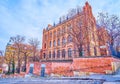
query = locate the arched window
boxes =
[68,48,72,57]
[62,37,66,45]
[68,35,72,43]
[53,51,55,58]
[62,49,66,58]
[57,39,60,46]
[49,41,52,47]
[53,40,56,47]
[57,50,60,58]
[49,51,51,58]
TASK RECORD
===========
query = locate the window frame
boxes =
[68,48,72,57]
[62,49,66,58]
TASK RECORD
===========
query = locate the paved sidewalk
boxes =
[0,78,103,84]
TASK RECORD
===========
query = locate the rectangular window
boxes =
[53,40,56,47]
[57,50,60,58]
[50,41,52,47]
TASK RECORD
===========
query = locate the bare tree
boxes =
[4,54,12,73]
[68,17,90,57]
[4,44,16,74]
[28,38,40,62]
[10,35,25,73]
[97,13,120,46]
[97,12,120,56]
[20,44,32,72]
[67,6,82,19]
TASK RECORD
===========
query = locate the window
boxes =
[57,29,60,36]
[49,41,52,47]
[68,48,72,57]
[57,50,60,58]
[62,49,66,58]
[57,39,60,46]
[54,31,56,37]
[60,29,62,34]
[62,27,66,33]
[68,35,72,43]
[62,37,66,45]
[44,43,46,48]
[77,20,82,27]
[68,24,72,30]
[50,32,52,37]
[53,51,55,58]
[45,35,47,40]
[49,51,51,58]
[53,40,56,47]
[43,53,46,58]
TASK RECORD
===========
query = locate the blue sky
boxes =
[0,0,120,52]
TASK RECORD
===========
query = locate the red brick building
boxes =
[26,2,120,76]
[41,2,109,60]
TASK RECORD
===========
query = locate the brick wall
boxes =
[26,57,119,76]
[72,57,113,73]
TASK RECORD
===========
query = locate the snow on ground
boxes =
[87,74,120,82]
[0,74,120,84]
[0,78,103,84]
[103,82,120,84]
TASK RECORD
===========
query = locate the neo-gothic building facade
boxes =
[41,2,109,60]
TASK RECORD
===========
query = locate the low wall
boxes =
[26,57,119,76]
[72,57,113,73]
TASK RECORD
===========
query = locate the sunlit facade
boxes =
[41,2,109,60]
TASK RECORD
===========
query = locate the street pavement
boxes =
[0,74,120,84]
[0,78,103,84]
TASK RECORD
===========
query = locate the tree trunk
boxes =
[8,63,11,74]
[12,61,15,74]
[24,53,27,72]
[87,45,90,56]
[17,60,21,73]
[33,50,36,62]
[17,52,21,73]
[12,54,15,74]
